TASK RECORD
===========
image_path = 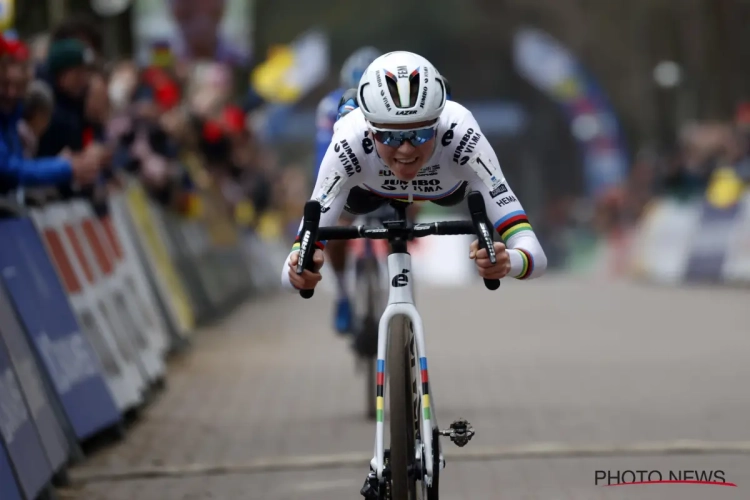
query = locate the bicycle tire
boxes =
[366,356,376,420]
[388,316,418,499]
[358,254,381,420]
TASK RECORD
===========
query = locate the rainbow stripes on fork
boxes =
[374,357,432,422]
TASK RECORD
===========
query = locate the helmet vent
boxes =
[385,69,420,108]
[359,83,371,112]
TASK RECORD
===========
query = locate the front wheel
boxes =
[388,317,440,499]
[388,316,417,499]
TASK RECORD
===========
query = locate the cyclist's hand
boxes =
[288,249,325,290]
[469,240,511,280]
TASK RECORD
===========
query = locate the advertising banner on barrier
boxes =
[684,201,739,283]
[0,330,51,500]
[0,284,69,473]
[124,183,195,334]
[722,193,750,284]
[107,195,172,353]
[99,211,170,357]
[0,438,22,500]
[629,198,702,284]
[68,201,164,385]
[32,205,145,413]
[0,218,121,440]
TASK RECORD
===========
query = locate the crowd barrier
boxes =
[0,174,261,498]
[629,192,750,286]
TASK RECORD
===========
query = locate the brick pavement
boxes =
[60,276,750,499]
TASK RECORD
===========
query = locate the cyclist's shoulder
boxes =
[438,100,474,128]
[327,109,376,173]
[436,101,487,167]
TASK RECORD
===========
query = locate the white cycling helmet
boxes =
[340,46,381,89]
[357,51,447,126]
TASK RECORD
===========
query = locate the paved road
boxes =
[59,275,750,499]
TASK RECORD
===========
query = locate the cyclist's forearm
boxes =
[504,232,547,280]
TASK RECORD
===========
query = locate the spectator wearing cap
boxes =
[37,38,109,180]
[38,38,94,154]
[0,39,99,193]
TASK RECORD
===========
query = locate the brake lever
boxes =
[467,191,501,290]
[297,200,321,299]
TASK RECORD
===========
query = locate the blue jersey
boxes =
[314,88,345,181]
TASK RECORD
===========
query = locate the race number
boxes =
[315,169,346,209]
[467,152,505,191]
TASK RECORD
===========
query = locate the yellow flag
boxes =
[250,45,302,103]
[706,167,744,209]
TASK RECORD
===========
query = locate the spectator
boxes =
[37,38,109,175]
[49,15,104,60]
[18,80,54,157]
[0,45,98,193]
[38,38,93,154]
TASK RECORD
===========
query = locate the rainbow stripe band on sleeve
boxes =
[494,210,533,243]
[515,248,534,280]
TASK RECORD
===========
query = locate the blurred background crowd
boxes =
[5,0,750,277]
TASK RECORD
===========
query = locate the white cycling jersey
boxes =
[281,100,547,290]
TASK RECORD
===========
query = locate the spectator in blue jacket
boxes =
[0,44,100,194]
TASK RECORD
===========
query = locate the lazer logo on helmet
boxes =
[380,179,442,192]
[396,110,417,115]
[334,140,361,177]
[397,65,408,79]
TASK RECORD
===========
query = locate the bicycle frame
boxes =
[374,250,437,483]
[296,192,496,496]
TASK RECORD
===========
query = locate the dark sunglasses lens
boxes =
[373,128,436,148]
[411,128,436,145]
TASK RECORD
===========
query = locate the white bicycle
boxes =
[297,191,500,499]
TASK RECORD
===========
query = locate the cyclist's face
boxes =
[372,120,436,181]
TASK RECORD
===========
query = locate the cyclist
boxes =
[286,51,547,293]
[315,46,382,334]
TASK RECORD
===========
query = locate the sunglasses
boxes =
[370,126,437,148]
